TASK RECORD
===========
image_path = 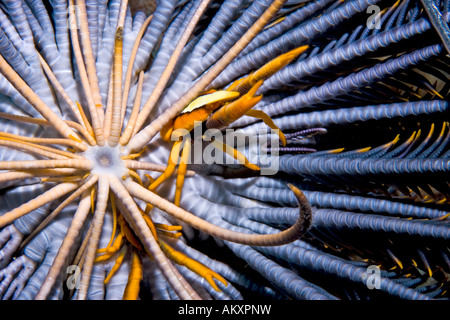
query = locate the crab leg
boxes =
[245,109,287,146]
[231,45,308,95]
[205,80,263,130]
[174,139,191,206]
[210,139,260,171]
[159,240,227,291]
[148,140,183,192]
[122,249,143,300]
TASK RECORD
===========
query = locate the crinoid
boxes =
[0,0,449,301]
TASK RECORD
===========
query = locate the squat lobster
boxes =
[153,45,309,206]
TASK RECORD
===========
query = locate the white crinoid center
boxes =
[82,145,128,178]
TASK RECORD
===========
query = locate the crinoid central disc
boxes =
[83,145,128,177]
